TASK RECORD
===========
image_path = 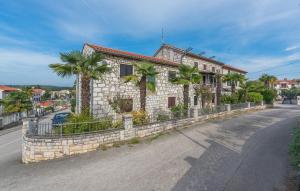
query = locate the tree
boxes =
[41,90,51,101]
[223,73,245,94]
[49,51,110,114]
[0,91,32,115]
[171,64,202,108]
[259,74,277,89]
[216,74,222,105]
[124,62,158,111]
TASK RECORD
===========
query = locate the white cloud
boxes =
[285,45,300,51]
[0,49,74,86]
[223,51,300,79]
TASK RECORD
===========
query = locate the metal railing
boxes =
[231,103,249,110]
[198,105,227,116]
[28,118,124,137]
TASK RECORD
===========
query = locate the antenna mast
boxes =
[161,27,164,44]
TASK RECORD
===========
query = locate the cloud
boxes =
[222,51,300,79]
[285,45,300,52]
[0,48,74,86]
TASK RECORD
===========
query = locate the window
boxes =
[212,94,215,103]
[212,67,215,72]
[168,71,176,82]
[147,75,156,86]
[194,96,198,106]
[120,64,133,77]
[194,62,198,68]
[216,69,220,73]
[203,76,206,84]
[119,99,133,113]
[203,64,207,70]
[168,97,176,108]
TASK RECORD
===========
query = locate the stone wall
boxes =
[91,54,183,120]
[22,104,265,163]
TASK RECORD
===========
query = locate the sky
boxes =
[0,0,300,86]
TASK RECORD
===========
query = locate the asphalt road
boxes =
[0,105,299,191]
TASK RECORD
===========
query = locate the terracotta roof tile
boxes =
[0,85,18,92]
[86,43,247,74]
[86,43,179,67]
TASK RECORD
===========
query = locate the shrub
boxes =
[132,110,149,125]
[221,94,239,104]
[171,104,187,118]
[157,113,170,122]
[55,113,122,135]
[289,127,300,169]
[261,89,277,104]
[247,92,263,103]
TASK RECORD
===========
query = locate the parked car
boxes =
[52,112,71,125]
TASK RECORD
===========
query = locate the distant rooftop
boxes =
[0,85,18,92]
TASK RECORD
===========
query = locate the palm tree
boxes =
[259,74,277,89]
[124,62,158,111]
[49,51,110,114]
[215,74,222,105]
[239,81,251,102]
[223,73,245,94]
[0,91,33,115]
[172,64,202,108]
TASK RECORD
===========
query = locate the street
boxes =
[0,105,299,191]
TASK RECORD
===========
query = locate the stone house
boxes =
[76,43,247,119]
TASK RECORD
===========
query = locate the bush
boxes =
[55,113,122,135]
[221,94,239,104]
[171,104,187,118]
[132,110,149,125]
[247,92,263,103]
[261,89,277,104]
[289,127,300,169]
[157,113,170,122]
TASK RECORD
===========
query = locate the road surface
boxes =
[0,105,299,191]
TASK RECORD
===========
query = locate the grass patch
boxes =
[289,127,300,169]
[149,133,163,142]
[129,137,140,145]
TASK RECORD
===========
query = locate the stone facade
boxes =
[77,43,247,119]
[22,104,265,163]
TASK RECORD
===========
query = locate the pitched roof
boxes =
[85,43,247,74]
[32,88,44,94]
[154,44,247,74]
[276,79,296,84]
[0,85,18,92]
[86,43,179,67]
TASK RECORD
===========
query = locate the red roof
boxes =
[155,44,247,74]
[32,88,44,94]
[86,43,179,67]
[0,85,18,92]
[86,43,247,74]
[276,80,296,84]
[38,101,53,107]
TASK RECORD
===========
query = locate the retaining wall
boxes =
[22,105,265,163]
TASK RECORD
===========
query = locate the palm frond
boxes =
[146,81,156,92]
[124,75,140,86]
[49,63,75,78]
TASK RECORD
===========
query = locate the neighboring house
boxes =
[275,78,298,94]
[51,90,71,100]
[32,88,45,102]
[0,85,19,115]
[76,43,247,119]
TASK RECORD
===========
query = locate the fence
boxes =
[22,102,265,163]
[26,102,263,138]
[0,112,27,129]
[27,118,124,137]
